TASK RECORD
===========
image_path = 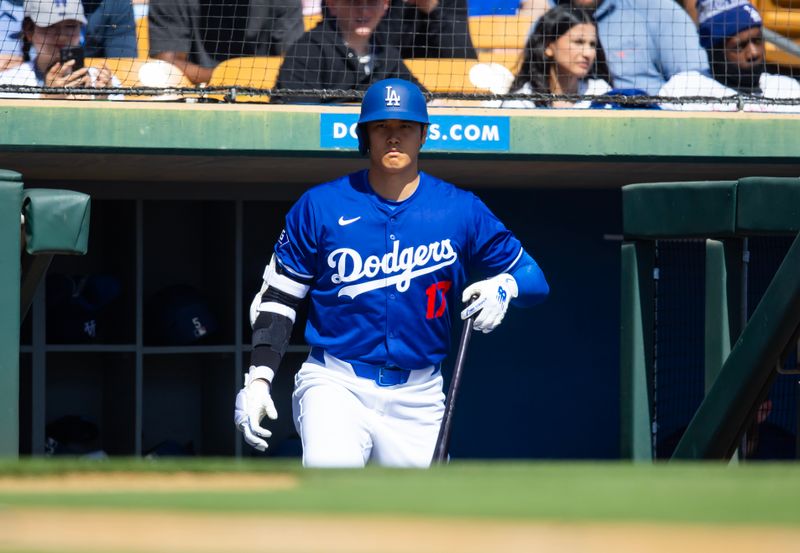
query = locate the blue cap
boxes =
[697,0,763,49]
[356,78,429,155]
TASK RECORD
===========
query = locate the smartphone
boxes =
[59,46,85,71]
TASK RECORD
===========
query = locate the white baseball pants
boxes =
[292,350,445,468]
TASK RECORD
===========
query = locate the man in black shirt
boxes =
[148,0,304,85]
[382,0,475,60]
[274,0,422,103]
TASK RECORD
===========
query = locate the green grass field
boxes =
[1,459,799,526]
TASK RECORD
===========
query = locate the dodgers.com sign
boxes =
[320,114,510,152]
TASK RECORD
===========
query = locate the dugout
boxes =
[621,177,800,461]
[3,101,800,459]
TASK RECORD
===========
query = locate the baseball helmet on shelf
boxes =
[356,78,429,155]
[146,284,218,345]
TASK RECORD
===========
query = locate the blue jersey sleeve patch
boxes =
[274,192,318,281]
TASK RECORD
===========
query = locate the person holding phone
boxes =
[0,0,117,97]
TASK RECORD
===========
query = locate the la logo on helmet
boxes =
[384,86,401,107]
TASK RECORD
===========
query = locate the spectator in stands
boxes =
[518,0,548,19]
[500,5,610,108]
[274,0,422,103]
[132,0,146,19]
[1,0,136,63]
[81,0,137,57]
[0,0,23,70]
[0,0,118,97]
[303,0,476,58]
[542,0,717,96]
[696,0,800,98]
[660,0,800,112]
[382,0,475,59]
[148,0,305,85]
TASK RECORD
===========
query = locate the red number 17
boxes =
[425,281,452,319]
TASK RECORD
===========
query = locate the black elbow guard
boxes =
[250,311,294,370]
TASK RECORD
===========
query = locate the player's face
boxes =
[546,23,597,80]
[367,119,426,173]
[724,27,765,71]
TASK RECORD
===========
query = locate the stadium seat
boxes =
[477,50,522,76]
[136,16,149,59]
[753,0,800,66]
[84,58,194,100]
[468,14,533,51]
[405,58,481,93]
[304,13,322,31]
[207,56,284,103]
[404,58,513,95]
[756,0,799,16]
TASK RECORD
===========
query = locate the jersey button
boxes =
[389,293,396,300]
[390,217,396,223]
[389,234,396,240]
[389,331,395,338]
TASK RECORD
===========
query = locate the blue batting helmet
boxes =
[356,78,429,155]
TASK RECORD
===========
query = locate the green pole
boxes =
[704,240,732,393]
[620,242,655,460]
[0,170,23,458]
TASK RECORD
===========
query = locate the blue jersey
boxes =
[275,170,523,370]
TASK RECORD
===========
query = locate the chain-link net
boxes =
[0,1,798,108]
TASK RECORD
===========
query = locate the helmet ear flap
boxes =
[356,124,369,156]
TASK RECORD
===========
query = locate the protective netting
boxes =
[652,236,799,461]
[0,0,799,109]
[745,235,798,460]
[651,239,707,459]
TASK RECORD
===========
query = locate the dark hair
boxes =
[21,17,34,62]
[511,5,608,103]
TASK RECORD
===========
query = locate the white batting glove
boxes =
[234,372,277,452]
[460,273,518,333]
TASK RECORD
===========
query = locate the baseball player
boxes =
[234,78,549,467]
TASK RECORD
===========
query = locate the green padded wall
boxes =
[0,170,22,457]
[23,189,91,255]
[622,181,737,238]
[736,177,800,234]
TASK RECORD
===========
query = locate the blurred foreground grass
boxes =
[0,459,798,526]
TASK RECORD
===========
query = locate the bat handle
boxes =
[431,293,479,465]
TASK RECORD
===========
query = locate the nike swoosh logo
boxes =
[338,216,361,226]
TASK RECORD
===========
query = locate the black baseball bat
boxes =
[431,295,478,465]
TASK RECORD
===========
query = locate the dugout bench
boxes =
[0,169,90,457]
